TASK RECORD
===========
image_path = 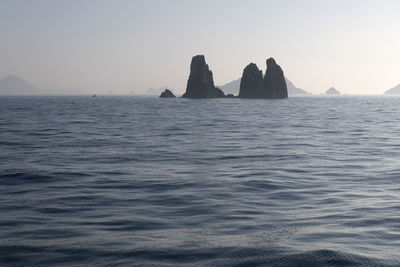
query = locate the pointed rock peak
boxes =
[266,58,277,68]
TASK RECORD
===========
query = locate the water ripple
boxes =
[1,96,400,265]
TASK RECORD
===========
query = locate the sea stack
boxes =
[238,63,264,98]
[159,89,176,98]
[182,55,225,98]
[238,57,288,98]
[263,58,288,98]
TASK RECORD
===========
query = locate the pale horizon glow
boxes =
[1,0,399,95]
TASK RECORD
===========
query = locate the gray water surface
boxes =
[1,96,400,266]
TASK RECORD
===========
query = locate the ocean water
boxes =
[1,95,400,266]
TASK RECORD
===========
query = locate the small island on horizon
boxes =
[325,87,341,95]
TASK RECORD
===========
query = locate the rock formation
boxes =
[263,58,288,98]
[182,55,225,98]
[159,89,176,98]
[238,58,288,99]
[326,87,340,95]
[214,87,226,98]
[147,86,174,96]
[238,63,263,98]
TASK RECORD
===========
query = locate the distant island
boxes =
[284,79,310,95]
[0,75,40,95]
[325,87,341,95]
[0,75,87,95]
[384,84,400,95]
[217,77,309,96]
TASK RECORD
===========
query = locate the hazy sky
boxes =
[1,0,399,94]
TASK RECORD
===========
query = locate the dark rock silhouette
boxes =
[263,58,288,98]
[147,86,175,96]
[215,87,226,98]
[182,55,225,98]
[238,58,288,98]
[238,63,264,98]
[159,89,176,98]
[326,87,340,95]
[225,93,235,98]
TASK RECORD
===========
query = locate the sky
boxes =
[0,0,399,95]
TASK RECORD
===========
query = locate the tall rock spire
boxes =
[263,58,288,98]
[238,63,263,98]
[182,55,225,98]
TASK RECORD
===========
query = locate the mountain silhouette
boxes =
[0,75,40,95]
[218,77,309,96]
[285,78,309,95]
[384,84,400,95]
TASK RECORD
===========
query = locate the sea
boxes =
[1,95,400,266]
